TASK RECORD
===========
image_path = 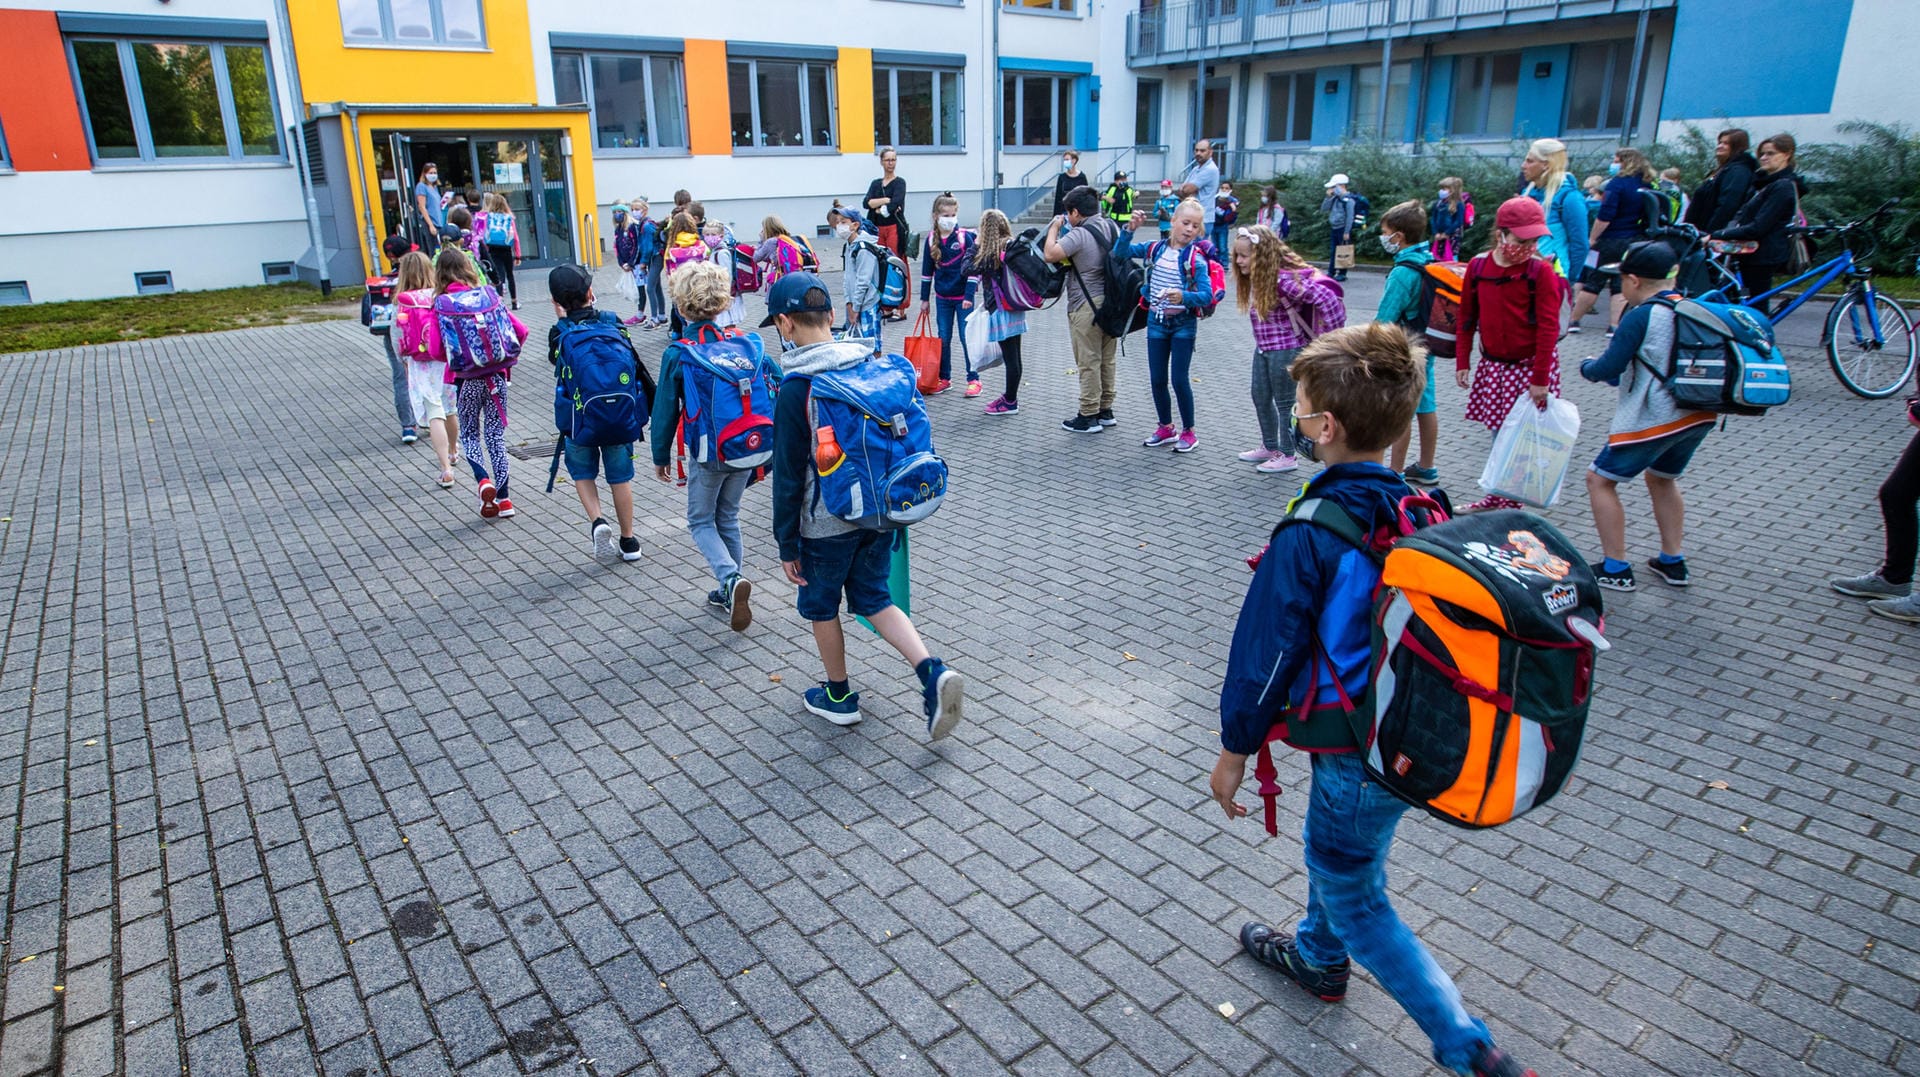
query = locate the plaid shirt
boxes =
[1249,268,1347,352]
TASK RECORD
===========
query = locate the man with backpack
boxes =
[547,264,652,563]
[1045,186,1124,433]
[767,272,963,737]
[1321,174,1360,282]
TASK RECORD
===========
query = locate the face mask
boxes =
[704,236,722,249]
[937,215,958,232]
[1438,189,1451,201]
[1608,162,1622,176]
[1380,234,1402,254]
[1064,161,1076,172]
[425,174,437,185]
[1496,238,1534,262]
[835,224,854,239]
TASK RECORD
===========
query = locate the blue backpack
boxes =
[677,326,780,470]
[434,286,520,379]
[1640,295,1791,415]
[858,239,909,310]
[483,211,514,248]
[553,314,649,447]
[798,354,947,530]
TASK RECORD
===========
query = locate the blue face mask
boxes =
[1608,162,1622,176]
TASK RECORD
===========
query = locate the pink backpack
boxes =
[1278,268,1347,341]
[394,289,439,360]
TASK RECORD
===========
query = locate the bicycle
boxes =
[1695,198,1917,399]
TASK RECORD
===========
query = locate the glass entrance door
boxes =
[475,138,539,262]
[366,128,572,263]
[534,133,574,265]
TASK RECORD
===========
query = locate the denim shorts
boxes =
[1590,422,1711,482]
[796,530,895,622]
[563,440,635,485]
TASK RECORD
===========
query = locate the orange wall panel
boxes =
[683,39,730,157]
[0,9,93,171]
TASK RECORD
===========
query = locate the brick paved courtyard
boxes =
[1,260,1917,1076]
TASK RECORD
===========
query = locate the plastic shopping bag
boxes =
[614,267,639,303]
[963,306,1003,372]
[1479,394,1580,507]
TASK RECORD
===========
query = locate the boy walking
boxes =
[1209,323,1535,1077]
[1579,240,1714,591]
[766,273,963,736]
[547,264,650,563]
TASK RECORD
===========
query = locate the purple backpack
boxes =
[434,286,520,379]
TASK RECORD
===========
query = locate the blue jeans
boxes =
[382,333,412,431]
[646,253,667,321]
[1295,753,1492,1073]
[686,464,751,584]
[1209,223,1233,264]
[934,295,973,381]
[1146,312,1197,429]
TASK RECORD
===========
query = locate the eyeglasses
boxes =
[1290,404,1328,423]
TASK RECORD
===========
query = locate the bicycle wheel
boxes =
[1826,289,1918,398]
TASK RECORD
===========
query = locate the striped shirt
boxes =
[1149,246,1186,316]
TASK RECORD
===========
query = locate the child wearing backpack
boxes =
[548,263,650,564]
[967,209,1026,416]
[636,199,669,329]
[766,272,963,736]
[827,202,886,360]
[1577,240,1714,591]
[754,215,814,286]
[650,262,777,629]
[1120,198,1223,454]
[701,221,746,329]
[1454,198,1567,513]
[367,234,418,446]
[390,251,458,489]
[1154,179,1178,240]
[1429,178,1471,264]
[475,193,521,310]
[1232,224,1346,475]
[920,193,979,395]
[611,203,646,326]
[444,206,490,285]
[432,246,529,519]
[1210,323,1538,1077]
[1376,201,1441,487]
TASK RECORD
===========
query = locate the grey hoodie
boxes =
[772,338,877,558]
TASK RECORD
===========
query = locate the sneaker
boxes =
[1646,556,1690,587]
[1590,561,1636,592]
[984,396,1019,416]
[1256,454,1299,474]
[591,518,615,563]
[1174,430,1199,453]
[1237,447,1280,463]
[621,315,644,326]
[727,574,753,632]
[1605,328,1616,339]
[1239,923,1348,1002]
[1061,413,1104,434]
[929,379,953,395]
[803,684,862,726]
[706,589,729,609]
[1565,321,1584,335]
[618,536,642,562]
[477,480,499,518]
[1868,593,1920,623]
[1142,424,1179,448]
[1402,464,1441,487]
[1469,1044,1538,1077]
[965,380,982,397]
[1831,572,1911,599]
[401,427,418,445]
[437,469,455,489]
[1097,409,1118,426]
[921,660,963,741]
[495,497,515,518]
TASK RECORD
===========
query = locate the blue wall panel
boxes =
[1664,0,1853,119]
[1076,75,1101,152]
[1515,44,1571,140]
[1421,56,1454,143]
[1313,66,1352,146]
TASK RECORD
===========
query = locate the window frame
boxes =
[338,0,487,50]
[1350,59,1414,140]
[873,63,965,153]
[1003,0,1078,16]
[1263,71,1314,145]
[552,49,690,157]
[66,35,287,167]
[0,116,11,170]
[1562,39,1637,135]
[1449,51,1522,138]
[728,56,839,155]
[1001,72,1075,150]
[1134,78,1162,147]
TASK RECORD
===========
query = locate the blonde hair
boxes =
[760,215,791,241]
[394,251,434,293]
[629,199,649,216]
[1582,175,1605,196]
[1614,147,1657,184]
[667,211,699,247]
[1526,138,1569,200]
[485,192,511,215]
[667,261,733,321]
[1438,177,1464,208]
[973,209,1013,271]
[1232,224,1309,321]
[702,220,725,238]
[1172,197,1206,232]
[432,246,481,295]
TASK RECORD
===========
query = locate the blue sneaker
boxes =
[803,684,862,726]
[400,426,418,445]
[920,660,964,741]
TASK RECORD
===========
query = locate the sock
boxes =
[1603,558,1631,573]
[915,657,940,688]
[826,678,851,701]
[1655,552,1684,564]
[593,517,608,530]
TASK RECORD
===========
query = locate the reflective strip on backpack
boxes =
[1508,717,1549,817]
[1365,590,1417,774]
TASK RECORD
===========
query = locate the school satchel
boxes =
[797,354,948,530]
[1334,244,1356,270]
[1255,496,1608,834]
[1639,296,1791,414]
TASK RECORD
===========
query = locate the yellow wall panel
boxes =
[287,0,536,106]
[838,47,874,156]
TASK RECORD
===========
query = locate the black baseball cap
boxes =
[1601,240,1678,280]
[759,271,834,326]
[547,263,594,307]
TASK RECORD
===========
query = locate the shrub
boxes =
[1796,121,1920,275]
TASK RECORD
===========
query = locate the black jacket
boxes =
[1717,167,1803,268]
[1053,171,1090,217]
[1685,152,1758,233]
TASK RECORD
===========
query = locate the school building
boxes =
[0,0,1906,304]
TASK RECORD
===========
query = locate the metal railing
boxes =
[998,146,1166,220]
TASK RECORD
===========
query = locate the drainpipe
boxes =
[348,107,378,271]
[1412,41,1433,155]
[272,0,331,295]
[1376,34,1393,142]
[1619,0,1652,146]
[989,0,1001,212]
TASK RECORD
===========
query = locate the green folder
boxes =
[856,530,911,633]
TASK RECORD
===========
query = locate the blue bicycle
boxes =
[1698,198,1917,398]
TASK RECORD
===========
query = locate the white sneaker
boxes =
[1237,446,1279,463]
[1256,454,1300,474]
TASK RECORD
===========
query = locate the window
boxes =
[553,52,687,151]
[1350,60,1413,139]
[1450,52,1521,137]
[729,58,837,151]
[0,282,28,306]
[1264,71,1314,144]
[1565,40,1638,133]
[1002,73,1073,148]
[1135,79,1162,145]
[1005,0,1075,11]
[339,0,484,47]
[874,66,964,149]
[70,37,283,164]
[134,271,174,295]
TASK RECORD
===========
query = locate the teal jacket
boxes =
[1376,241,1434,328]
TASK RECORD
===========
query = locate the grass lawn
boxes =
[0,283,362,354]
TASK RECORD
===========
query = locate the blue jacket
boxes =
[1120,232,1217,314]
[920,227,978,304]
[1525,175,1589,280]
[612,220,641,268]
[1219,463,1412,756]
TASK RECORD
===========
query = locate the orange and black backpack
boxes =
[1258,497,1609,832]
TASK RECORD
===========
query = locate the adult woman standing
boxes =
[1519,139,1588,286]
[865,147,910,319]
[1053,150,1090,218]
[1714,133,1805,310]
[1569,147,1656,335]
[1684,128,1758,233]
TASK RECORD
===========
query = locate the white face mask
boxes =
[937,215,958,232]
[1438,189,1451,201]
[835,223,854,239]
[1381,233,1403,254]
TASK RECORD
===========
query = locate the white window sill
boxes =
[343,40,490,52]
[1003,6,1081,18]
[91,160,293,173]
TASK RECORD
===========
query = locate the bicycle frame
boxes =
[1745,251,1891,344]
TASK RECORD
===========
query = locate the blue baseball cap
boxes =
[759,271,834,327]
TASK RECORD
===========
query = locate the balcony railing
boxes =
[1128,0,1674,66]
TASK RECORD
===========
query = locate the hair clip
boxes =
[1236,227,1261,244]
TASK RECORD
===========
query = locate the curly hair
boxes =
[1231,224,1310,321]
[667,261,733,321]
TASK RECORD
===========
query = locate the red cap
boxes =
[1494,196,1550,240]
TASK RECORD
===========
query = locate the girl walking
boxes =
[1429,178,1472,263]
[919,193,979,394]
[1230,224,1346,474]
[474,193,522,310]
[391,251,458,487]
[1120,198,1222,454]
[968,209,1026,415]
[433,247,530,519]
